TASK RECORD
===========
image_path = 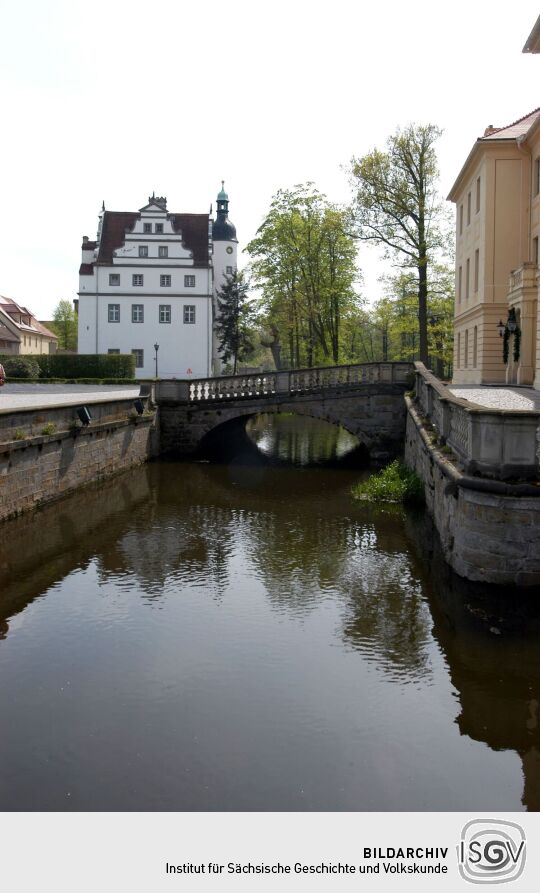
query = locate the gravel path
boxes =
[449,386,540,411]
[0,383,140,412]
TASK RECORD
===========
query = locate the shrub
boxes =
[41,423,57,436]
[2,356,40,378]
[33,353,136,380]
[352,460,424,505]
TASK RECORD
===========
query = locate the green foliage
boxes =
[40,423,56,436]
[13,430,26,440]
[1,356,40,378]
[215,270,256,374]
[32,353,135,379]
[352,267,454,376]
[348,124,453,365]
[50,300,78,351]
[246,183,362,369]
[352,460,424,505]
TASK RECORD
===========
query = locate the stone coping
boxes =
[406,395,540,498]
[0,413,155,455]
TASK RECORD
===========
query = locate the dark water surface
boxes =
[1,415,540,811]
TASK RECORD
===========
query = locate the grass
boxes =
[40,423,57,436]
[352,460,424,505]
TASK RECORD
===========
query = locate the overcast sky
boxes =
[1,0,539,319]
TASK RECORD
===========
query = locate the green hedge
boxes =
[0,353,136,379]
[1,356,41,378]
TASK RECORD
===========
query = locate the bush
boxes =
[2,356,40,378]
[352,460,424,505]
[33,353,136,379]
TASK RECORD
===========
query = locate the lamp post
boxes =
[154,343,159,378]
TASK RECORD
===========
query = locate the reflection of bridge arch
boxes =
[156,362,413,463]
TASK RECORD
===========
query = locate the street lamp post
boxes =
[154,343,159,378]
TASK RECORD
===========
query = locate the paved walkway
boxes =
[449,385,540,411]
[0,383,141,413]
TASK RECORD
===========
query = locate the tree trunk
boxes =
[418,259,428,365]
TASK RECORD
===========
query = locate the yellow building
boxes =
[0,297,58,355]
[449,16,540,388]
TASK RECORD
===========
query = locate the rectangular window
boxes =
[132,304,144,323]
[155,223,163,234]
[138,246,148,257]
[108,349,120,354]
[464,329,469,368]
[459,204,463,235]
[226,265,233,274]
[160,274,171,287]
[457,333,461,369]
[158,246,168,258]
[132,349,144,369]
[473,326,478,368]
[474,249,479,293]
[467,192,471,225]
[183,305,196,324]
[108,304,120,323]
[132,274,144,286]
[476,177,481,213]
[184,275,196,287]
[466,258,470,300]
[159,304,171,323]
[534,236,539,266]
[109,273,120,286]
[458,266,462,303]
[535,158,540,196]
[143,223,152,234]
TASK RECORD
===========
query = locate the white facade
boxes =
[78,190,239,378]
[78,195,226,378]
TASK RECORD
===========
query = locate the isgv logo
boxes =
[458,819,526,884]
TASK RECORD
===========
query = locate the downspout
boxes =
[517,134,532,260]
[95,265,99,354]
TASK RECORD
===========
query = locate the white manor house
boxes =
[77,186,237,378]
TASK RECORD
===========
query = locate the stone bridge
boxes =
[155,362,414,462]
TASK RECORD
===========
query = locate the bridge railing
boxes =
[413,362,540,479]
[156,362,413,404]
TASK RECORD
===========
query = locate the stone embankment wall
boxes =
[405,396,540,587]
[0,399,157,523]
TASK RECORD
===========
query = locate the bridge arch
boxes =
[196,406,370,465]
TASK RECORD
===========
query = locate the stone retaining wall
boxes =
[0,415,157,523]
[405,396,540,586]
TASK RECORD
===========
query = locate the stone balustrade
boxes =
[414,363,540,479]
[156,362,413,404]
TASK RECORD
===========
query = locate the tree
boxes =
[348,124,452,365]
[246,184,361,368]
[215,270,255,374]
[51,299,77,351]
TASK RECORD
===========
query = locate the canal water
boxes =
[1,414,540,811]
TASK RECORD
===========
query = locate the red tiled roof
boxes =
[82,239,97,250]
[481,107,540,140]
[171,214,210,265]
[79,262,95,275]
[95,210,210,266]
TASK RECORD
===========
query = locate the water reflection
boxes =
[246,413,361,465]
[0,431,540,809]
